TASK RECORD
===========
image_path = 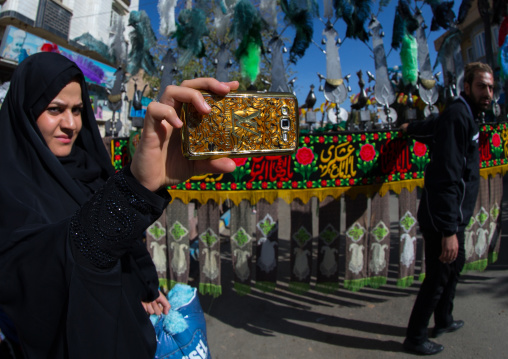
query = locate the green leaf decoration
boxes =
[346,223,365,242]
[169,221,189,241]
[400,211,416,233]
[257,214,277,236]
[476,207,489,227]
[293,226,311,247]
[319,224,340,245]
[148,221,166,241]
[200,228,219,246]
[371,221,389,242]
[232,227,251,248]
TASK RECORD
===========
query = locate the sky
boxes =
[138,1,462,112]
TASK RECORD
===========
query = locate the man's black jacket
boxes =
[407,93,480,237]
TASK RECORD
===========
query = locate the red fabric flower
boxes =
[261,182,268,189]
[200,182,207,190]
[386,133,391,139]
[233,157,248,166]
[388,175,393,181]
[215,182,222,190]
[347,135,352,142]
[231,183,237,190]
[304,137,310,144]
[277,182,283,189]
[171,185,177,189]
[296,147,314,165]
[373,133,379,140]
[359,143,376,162]
[246,182,253,189]
[335,179,341,186]
[413,172,418,179]
[333,136,338,143]
[115,155,121,161]
[492,133,501,147]
[360,134,366,141]
[321,180,327,187]
[400,173,405,180]
[319,136,325,143]
[185,182,192,189]
[413,141,427,157]
[349,178,355,186]
[306,181,313,188]
[292,181,298,189]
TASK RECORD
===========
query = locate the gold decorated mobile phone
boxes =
[181,91,299,159]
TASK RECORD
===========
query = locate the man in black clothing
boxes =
[400,62,494,355]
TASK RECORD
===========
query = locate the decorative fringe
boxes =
[240,42,261,83]
[488,251,499,264]
[199,283,222,297]
[234,282,251,296]
[400,33,418,86]
[288,282,310,295]
[315,282,339,294]
[255,281,276,293]
[127,11,158,76]
[158,0,177,37]
[462,259,489,273]
[174,8,208,67]
[343,278,369,292]
[368,276,387,289]
[396,275,415,288]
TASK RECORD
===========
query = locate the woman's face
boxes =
[36,80,83,157]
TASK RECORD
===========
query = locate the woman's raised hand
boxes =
[130,78,239,192]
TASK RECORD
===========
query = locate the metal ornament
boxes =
[215,44,232,83]
[269,36,290,93]
[368,16,396,108]
[322,22,348,104]
[157,48,177,101]
[377,106,398,125]
[423,105,439,118]
[415,11,438,113]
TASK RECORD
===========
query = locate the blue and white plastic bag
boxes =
[151,284,211,359]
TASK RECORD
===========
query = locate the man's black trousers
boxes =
[405,230,466,344]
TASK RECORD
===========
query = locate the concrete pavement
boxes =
[198,179,508,359]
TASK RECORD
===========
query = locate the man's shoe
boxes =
[431,320,464,338]
[403,339,444,355]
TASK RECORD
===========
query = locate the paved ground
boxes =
[197,177,508,359]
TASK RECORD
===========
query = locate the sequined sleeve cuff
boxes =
[70,166,171,270]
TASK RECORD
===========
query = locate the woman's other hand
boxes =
[141,290,171,316]
[130,78,239,192]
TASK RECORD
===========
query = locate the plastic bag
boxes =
[151,284,211,359]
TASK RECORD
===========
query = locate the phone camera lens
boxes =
[281,118,290,129]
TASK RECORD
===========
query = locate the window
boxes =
[110,4,123,29]
[473,32,485,59]
[467,47,474,63]
[492,25,499,49]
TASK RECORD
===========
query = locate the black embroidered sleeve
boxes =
[70,166,171,270]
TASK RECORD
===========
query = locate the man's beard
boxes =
[472,92,491,112]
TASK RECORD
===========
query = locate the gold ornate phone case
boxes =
[181,91,299,159]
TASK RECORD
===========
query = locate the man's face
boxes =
[464,71,494,112]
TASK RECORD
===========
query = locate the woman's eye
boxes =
[72,107,83,115]
[47,107,62,114]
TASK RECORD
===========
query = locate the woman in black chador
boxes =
[0,52,238,358]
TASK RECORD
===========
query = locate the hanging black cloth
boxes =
[0,52,163,358]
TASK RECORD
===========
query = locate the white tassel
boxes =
[158,0,177,37]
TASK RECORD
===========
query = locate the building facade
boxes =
[0,0,141,136]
